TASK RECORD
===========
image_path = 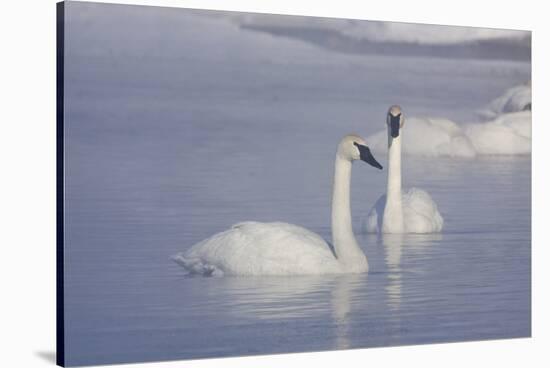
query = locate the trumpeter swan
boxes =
[365,106,443,233]
[173,134,383,276]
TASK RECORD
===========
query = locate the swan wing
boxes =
[402,188,444,233]
[174,222,339,276]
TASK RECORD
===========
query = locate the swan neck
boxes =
[384,134,404,233]
[331,156,365,266]
[387,135,402,202]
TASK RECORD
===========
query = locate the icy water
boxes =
[62,3,531,366]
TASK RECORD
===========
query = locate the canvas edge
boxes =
[56,1,66,367]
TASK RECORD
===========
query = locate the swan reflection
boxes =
[331,274,367,350]
[382,233,441,311]
[380,232,442,342]
[196,273,367,350]
[382,234,404,312]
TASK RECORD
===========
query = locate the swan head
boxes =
[387,105,404,138]
[338,134,383,169]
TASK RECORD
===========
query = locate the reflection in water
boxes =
[382,233,442,310]
[381,233,442,342]
[199,273,368,351]
[219,276,329,320]
[331,274,367,350]
[383,234,404,312]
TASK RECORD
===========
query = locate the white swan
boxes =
[173,135,383,276]
[365,106,444,234]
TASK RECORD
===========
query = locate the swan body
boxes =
[173,135,383,276]
[365,106,443,234]
[366,188,444,234]
[173,222,342,276]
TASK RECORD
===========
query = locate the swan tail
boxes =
[171,253,224,277]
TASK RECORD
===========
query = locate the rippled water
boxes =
[62,4,531,366]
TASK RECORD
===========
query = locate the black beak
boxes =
[354,142,383,170]
[390,114,401,138]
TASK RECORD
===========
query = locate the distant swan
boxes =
[365,106,443,233]
[173,135,383,276]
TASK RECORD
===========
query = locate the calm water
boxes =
[63,3,531,366]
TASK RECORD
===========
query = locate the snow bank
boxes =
[341,22,528,45]
[228,13,529,46]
